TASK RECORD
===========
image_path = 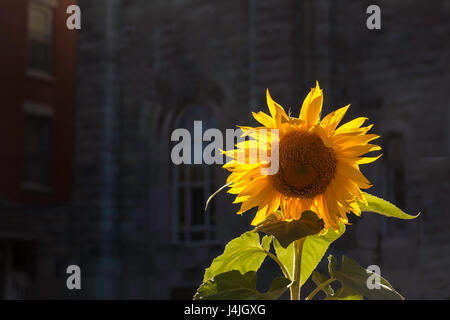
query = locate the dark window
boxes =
[0,240,36,299]
[24,114,51,186]
[173,106,216,244]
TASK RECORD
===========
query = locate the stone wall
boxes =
[74,0,450,299]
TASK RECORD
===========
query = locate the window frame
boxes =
[172,106,218,246]
[21,101,54,193]
[26,0,56,78]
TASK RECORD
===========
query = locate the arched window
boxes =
[172,106,216,244]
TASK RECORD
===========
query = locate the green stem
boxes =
[290,238,305,300]
[265,251,291,282]
[305,277,336,300]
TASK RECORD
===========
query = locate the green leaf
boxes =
[255,211,324,248]
[333,255,404,300]
[194,270,290,300]
[299,223,345,286]
[194,279,218,299]
[359,192,420,220]
[312,271,335,297]
[255,277,291,300]
[325,285,363,300]
[195,271,258,300]
[273,238,294,279]
[203,231,271,282]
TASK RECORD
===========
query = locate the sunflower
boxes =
[223,82,381,231]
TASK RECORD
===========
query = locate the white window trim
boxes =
[29,0,58,8]
[24,101,54,117]
[26,69,55,82]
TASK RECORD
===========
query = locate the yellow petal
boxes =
[252,111,275,128]
[300,81,323,127]
[321,104,350,133]
[309,124,332,147]
[356,154,383,165]
[335,117,368,133]
[266,89,289,125]
[251,205,269,225]
[336,144,382,157]
[233,195,250,204]
[332,133,380,148]
[336,162,372,189]
[316,195,334,229]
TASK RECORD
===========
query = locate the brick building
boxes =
[0,0,76,298]
[1,0,448,299]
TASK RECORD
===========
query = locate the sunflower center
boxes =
[270,130,337,198]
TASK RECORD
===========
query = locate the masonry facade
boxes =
[0,0,76,298]
[72,0,450,299]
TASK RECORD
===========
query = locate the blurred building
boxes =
[1,0,449,299]
[0,0,76,298]
[72,0,449,299]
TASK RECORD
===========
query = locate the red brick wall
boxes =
[0,0,76,206]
